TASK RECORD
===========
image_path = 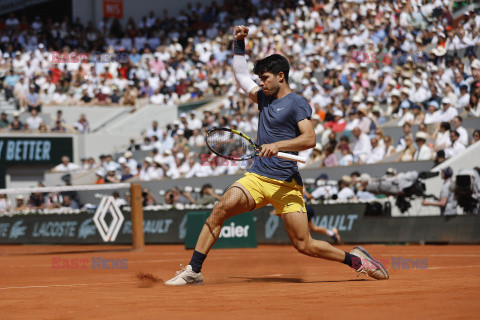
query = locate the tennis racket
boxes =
[205,128,307,163]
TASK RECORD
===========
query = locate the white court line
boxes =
[0,281,136,290]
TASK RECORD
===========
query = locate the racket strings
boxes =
[207,130,256,160]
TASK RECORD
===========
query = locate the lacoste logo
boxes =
[276,108,284,111]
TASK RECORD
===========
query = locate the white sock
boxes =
[326,229,334,237]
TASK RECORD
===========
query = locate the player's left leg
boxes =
[283,211,389,280]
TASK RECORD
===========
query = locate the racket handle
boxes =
[277,152,307,164]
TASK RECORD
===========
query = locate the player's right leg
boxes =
[164,182,256,286]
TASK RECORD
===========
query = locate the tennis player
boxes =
[165,26,388,285]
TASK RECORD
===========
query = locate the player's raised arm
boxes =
[232,25,260,104]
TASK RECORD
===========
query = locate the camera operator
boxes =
[164,187,190,206]
[422,167,457,216]
[184,184,222,206]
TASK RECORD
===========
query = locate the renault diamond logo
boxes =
[93,196,124,242]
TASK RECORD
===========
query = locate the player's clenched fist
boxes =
[234,25,249,40]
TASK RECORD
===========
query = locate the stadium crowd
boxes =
[0,0,479,184]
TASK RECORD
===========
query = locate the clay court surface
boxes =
[1,244,479,319]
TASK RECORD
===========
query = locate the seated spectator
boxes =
[445,131,466,159]
[323,110,346,133]
[0,194,12,214]
[396,123,412,152]
[397,135,415,162]
[94,169,105,184]
[365,137,385,164]
[74,114,89,133]
[0,112,9,130]
[14,195,29,212]
[51,120,66,132]
[322,145,338,167]
[61,195,79,209]
[52,156,81,172]
[9,112,23,131]
[26,85,41,113]
[452,116,468,146]
[356,174,376,200]
[414,131,434,161]
[384,135,396,158]
[184,183,221,205]
[352,127,371,163]
[25,109,43,130]
[38,121,49,133]
[336,176,355,200]
[434,97,458,123]
[112,191,128,207]
[472,130,480,145]
[338,145,353,166]
[434,122,451,151]
[424,101,440,124]
[104,165,121,183]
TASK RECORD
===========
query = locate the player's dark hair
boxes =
[253,54,290,83]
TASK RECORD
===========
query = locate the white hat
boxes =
[432,46,447,57]
[16,195,24,200]
[403,80,413,88]
[95,169,105,176]
[415,131,429,140]
[352,96,362,103]
[442,97,451,105]
[357,104,368,114]
[124,151,133,158]
[333,110,343,117]
[386,167,397,175]
[388,80,397,86]
[177,129,185,135]
[163,149,172,155]
[366,96,375,103]
[401,88,410,95]
[180,112,187,118]
[117,157,127,164]
[144,156,153,164]
[412,78,422,84]
[391,89,401,97]
[359,173,371,182]
[107,164,117,172]
[471,59,480,70]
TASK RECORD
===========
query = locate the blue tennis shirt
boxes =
[248,90,312,185]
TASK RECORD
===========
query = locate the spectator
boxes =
[51,120,66,132]
[336,176,355,200]
[338,145,353,166]
[384,135,396,158]
[52,156,81,172]
[365,137,385,164]
[0,112,9,130]
[472,130,480,145]
[445,131,466,159]
[434,122,451,151]
[352,127,371,164]
[94,169,105,184]
[397,135,416,162]
[61,195,79,209]
[434,150,446,167]
[184,183,221,205]
[25,85,41,113]
[452,116,468,146]
[434,97,458,123]
[25,109,43,130]
[74,114,89,133]
[14,195,29,212]
[414,132,434,161]
[396,123,412,152]
[0,194,12,214]
[424,101,440,124]
[322,145,338,168]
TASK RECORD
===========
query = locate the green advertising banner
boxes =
[0,136,73,165]
[185,211,257,249]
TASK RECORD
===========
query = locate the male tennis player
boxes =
[165,26,388,285]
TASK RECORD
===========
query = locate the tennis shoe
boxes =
[164,265,204,286]
[351,246,389,280]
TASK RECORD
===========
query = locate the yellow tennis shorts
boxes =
[236,172,306,215]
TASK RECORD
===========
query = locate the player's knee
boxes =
[293,238,310,255]
[206,201,228,226]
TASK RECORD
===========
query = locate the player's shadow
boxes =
[230,276,368,283]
